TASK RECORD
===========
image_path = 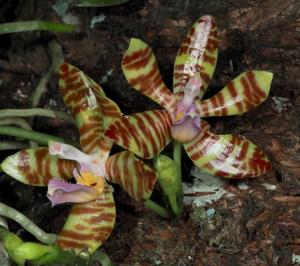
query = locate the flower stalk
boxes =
[0,126,78,147]
[173,141,183,214]
[76,0,130,7]
[0,202,56,245]
[144,199,172,219]
[0,21,76,34]
[0,109,74,122]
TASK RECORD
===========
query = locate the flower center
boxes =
[171,74,202,143]
[73,163,105,195]
[173,73,202,124]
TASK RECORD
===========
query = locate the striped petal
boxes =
[59,63,121,160]
[48,141,106,180]
[82,72,122,129]
[57,185,115,254]
[0,148,76,186]
[104,110,172,159]
[122,38,176,112]
[173,15,218,97]
[106,151,157,201]
[184,121,272,178]
[196,71,273,117]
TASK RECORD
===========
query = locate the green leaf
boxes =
[0,21,75,34]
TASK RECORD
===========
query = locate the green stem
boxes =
[0,21,76,34]
[0,109,74,123]
[0,203,56,244]
[0,117,31,129]
[168,194,180,217]
[0,225,10,241]
[0,117,37,147]
[76,0,130,7]
[31,246,77,265]
[91,251,113,266]
[0,141,30,150]
[144,200,172,219]
[0,126,78,147]
[173,141,183,213]
[30,72,51,108]
[30,40,64,107]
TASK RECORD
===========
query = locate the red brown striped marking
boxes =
[106,151,157,201]
[200,72,211,84]
[128,62,175,113]
[122,46,150,65]
[246,71,266,98]
[91,226,114,233]
[59,159,77,179]
[59,63,121,158]
[72,207,105,215]
[58,239,87,249]
[12,148,75,186]
[123,151,131,197]
[60,63,69,73]
[184,127,272,178]
[236,139,249,162]
[135,113,158,155]
[206,38,218,52]
[250,147,272,174]
[84,213,116,224]
[203,54,216,65]
[227,81,243,112]
[124,47,152,70]
[44,156,52,184]
[104,110,172,159]
[122,39,176,113]
[59,230,97,241]
[196,70,272,117]
[75,224,88,230]
[57,190,115,254]
[143,111,164,149]
[173,15,218,95]
[210,95,219,115]
[98,97,121,120]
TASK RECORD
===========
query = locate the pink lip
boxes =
[47,178,98,206]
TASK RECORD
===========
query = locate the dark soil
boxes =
[0,0,300,265]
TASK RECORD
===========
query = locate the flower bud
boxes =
[3,233,25,265]
[14,242,54,261]
[154,155,179,197]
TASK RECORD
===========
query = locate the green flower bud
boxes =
[30,245,62,265]
[14,242,54,261]
[3,233,25,265]
[154,155,179,197]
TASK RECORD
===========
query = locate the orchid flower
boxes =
[46,140,106,206]
[105,16,272,182]
[104,15,273,179]
[1,64,158,254]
